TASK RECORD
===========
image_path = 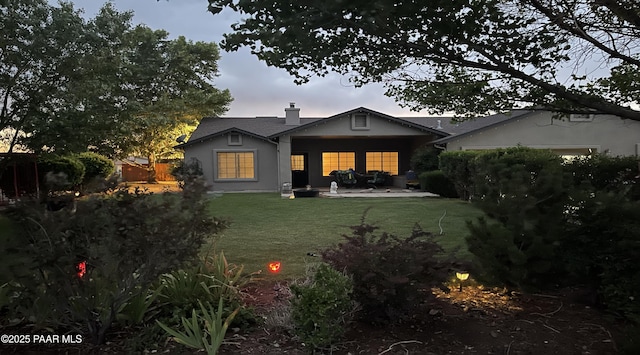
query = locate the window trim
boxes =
[351,113,370,130]
[213,149,258,182]
[227,133,243,146]
[569,113,594,122]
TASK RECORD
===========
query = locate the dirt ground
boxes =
[117,181,181,193]
[217,279,622,355]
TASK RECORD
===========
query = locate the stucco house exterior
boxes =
[178,104,640,192]
[435,110,640,157]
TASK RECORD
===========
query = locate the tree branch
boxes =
[528,0,640,67]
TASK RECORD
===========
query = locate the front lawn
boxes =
[207,193,484,278]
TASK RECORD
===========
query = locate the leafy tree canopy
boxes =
[1,0,231,161]
[208,0,640,121]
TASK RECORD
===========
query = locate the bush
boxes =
[1,178,226,345]
[438,150,483,200]
[419,170,458,198]
[155,252,256,330]
[37,154,85,190]
[410,146,441,173]
[562,188,640,322]
[290,263,356,351]
[172,158,204,190]
[564,154,640,199]
[322,217,461,323]
[465,149,640,322]
[76,152,115,182]
[466,147,567,289]
[157,299,239,355]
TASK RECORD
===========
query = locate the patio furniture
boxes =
[330,169,358,188]
[367,171,391,188]
[405,170,420,189]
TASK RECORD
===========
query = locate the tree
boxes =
[123,27,231,182]
[207,0,640,121]
[0,1,135,156]
[1,1,231,183]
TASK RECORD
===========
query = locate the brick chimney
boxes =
[285,102,300,125]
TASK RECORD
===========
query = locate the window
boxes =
[227,133,242,145]
[366,152,399,175]
[216,151,255,179]
[351,113,370,130]
[322,152,355,176]
[291,155,305,171]
[569,113,594,122]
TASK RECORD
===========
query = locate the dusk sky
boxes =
[60,0,435,118]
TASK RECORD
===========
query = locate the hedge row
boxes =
[443,147,640,323]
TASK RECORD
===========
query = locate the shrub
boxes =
[410,146,441,173]
[1,178,225,345]
[419,170,458,198]
[438,150,482,200]
[466,148,640,322]
[37,154,85,190]
[156,252,256,330]
[157,299,239,355]
[290,263,356,351]
[466,147,568,289]
[563,154,640,198]
[562,189,640,322]
[322,217,460,323]
[76,152,115,182]
[172,158,205,190]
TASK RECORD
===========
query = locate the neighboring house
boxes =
[178,105,640,192]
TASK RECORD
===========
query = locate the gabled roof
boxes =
[268,107,449,138]
[178,107,451,148]
[177,107,536,149]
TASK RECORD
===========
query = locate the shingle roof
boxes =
[179,107,534,148]
[188,116,323,141]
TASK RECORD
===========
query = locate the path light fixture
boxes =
[456,271,470,292]
[268,261,281,274]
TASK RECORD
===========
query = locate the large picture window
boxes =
[366,152,399,175]
[322,152,355,176]
[216,151,255,179]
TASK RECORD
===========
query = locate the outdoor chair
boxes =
[405,170,420,189]
[330,170,358,188]
[367,171,389,188]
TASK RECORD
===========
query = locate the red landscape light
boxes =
[77,261,86,279]
[268,261,281,273]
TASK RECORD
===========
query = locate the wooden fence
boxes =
[121,163,176,182]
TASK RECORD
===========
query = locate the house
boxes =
[178,105,640,192]
[434,110,640,158]
[178,104,450,192]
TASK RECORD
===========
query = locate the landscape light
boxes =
[456,271,470,291]
[77,261,86,279]
[268,261,281,273]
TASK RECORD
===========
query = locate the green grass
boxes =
[207,193,485,279]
